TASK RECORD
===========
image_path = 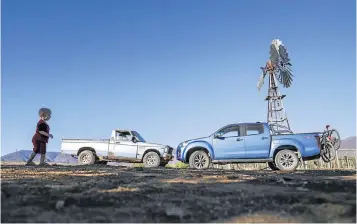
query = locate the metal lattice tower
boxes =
[265,70,291,134]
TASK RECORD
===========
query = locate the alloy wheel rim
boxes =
[194,154,207,168]
[279,153,295,168]
[147,155,157,165]
[82,154,90,164]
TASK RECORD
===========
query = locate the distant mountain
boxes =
[340,136,356,149]
[1,150,77,164]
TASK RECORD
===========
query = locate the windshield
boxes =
[132,131,146,142]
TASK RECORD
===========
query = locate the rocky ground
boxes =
[1,163,356,223]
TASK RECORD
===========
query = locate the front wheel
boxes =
[143,152,161,168]
[189,150,210,169]
[274,150,299,172]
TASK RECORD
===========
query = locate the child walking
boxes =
[26,108,53,166]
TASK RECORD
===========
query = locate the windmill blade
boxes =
[278,45,291,64]
[257,73,266,91]
[269,44,279,65]
[279,69,293,88]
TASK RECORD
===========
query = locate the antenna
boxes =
[257,39,294,134]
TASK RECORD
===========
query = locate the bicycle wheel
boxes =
[329,129,341,150]
[321,142,336,163]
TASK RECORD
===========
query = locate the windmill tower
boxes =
[257,39,294,134]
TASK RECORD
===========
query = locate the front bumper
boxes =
[163,153,173,161]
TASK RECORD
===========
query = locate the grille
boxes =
[168,147,173,154]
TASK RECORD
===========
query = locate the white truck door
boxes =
[111,130,138,159]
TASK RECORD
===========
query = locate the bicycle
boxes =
[320,125,341,162]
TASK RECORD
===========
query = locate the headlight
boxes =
[180,141,188,148]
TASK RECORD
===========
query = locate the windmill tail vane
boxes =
[257,67,266,91]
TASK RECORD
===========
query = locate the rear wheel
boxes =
[143,152,161,168]
[78,150,96,165]
[274,150,299,171]
[321,142,336,162]
[189,150,210,169]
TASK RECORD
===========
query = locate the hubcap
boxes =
[279,153,295,168]
[147,155,157,165]
[194,154,207,168]
[82,154,90,164]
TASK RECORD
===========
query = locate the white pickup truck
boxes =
[60,129,174,167]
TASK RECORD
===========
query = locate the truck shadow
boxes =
[1,165,356,223]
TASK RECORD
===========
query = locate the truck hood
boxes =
[185,136,209,142]
[137,142,168,148]
[180,136,211,146]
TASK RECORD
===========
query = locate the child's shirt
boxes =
[33,119,50,143]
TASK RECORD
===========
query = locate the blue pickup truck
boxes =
[176,122,322,171]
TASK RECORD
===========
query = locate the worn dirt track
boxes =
[1,164,356,223]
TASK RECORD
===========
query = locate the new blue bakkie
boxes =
[176,122,322,171]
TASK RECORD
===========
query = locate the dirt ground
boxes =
[1,163,356,223]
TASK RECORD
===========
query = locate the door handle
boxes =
[236,138,243,141]
[261,137,268,140]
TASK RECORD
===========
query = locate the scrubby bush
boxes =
[165,161,189,169]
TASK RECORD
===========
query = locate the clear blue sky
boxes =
[1,0,356,155]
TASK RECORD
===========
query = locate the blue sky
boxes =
[1,0,356,155]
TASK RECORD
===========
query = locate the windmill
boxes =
[257,39,293,134]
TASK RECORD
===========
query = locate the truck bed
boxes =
[61,138,111,156]
[62,138,110,143]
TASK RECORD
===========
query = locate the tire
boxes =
[321,142,336,163]
[189,150,210,169]
[78,150,96,165]
[330,129,341,150]
[143,151,161,168]
[274,150,299,172]
[268,162,280,171]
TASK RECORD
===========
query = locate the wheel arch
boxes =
[185,146,210,163]
[77,147,97,156]
[141,149,161,162]
[273,145,300,159]
[183,141,214,162]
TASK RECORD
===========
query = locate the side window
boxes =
[116,131,131,141]
[217,125,240,137]
[245,124,264,136]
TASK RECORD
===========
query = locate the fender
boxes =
[182,140,215,161]
[270,138,306,158]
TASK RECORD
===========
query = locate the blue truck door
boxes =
[212,124,245,159]
[243,123,271,158]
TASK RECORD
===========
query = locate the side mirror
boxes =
[132,136,138,143]
[214,133,224,139]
